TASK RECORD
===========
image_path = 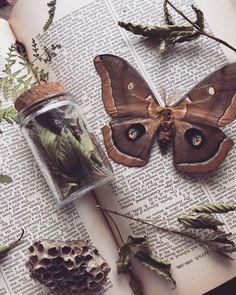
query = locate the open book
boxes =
[0,0,236,294]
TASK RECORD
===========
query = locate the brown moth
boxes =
[94,54,236,174]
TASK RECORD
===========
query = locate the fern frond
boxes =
[43,0,57,31]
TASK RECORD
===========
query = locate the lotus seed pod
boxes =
[26,239,110,294]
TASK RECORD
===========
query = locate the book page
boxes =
[0,20,132,295]
[0,19,16,57]
[9,0,236,294]
[0,121,131,294]
[198,0,236,63]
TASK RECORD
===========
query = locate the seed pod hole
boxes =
[85,254,93,261]
[47,265,58,273]
[58,265,67,273]
[30,255,38,264]
[46,281,56,289]
[93,248,99,255]
[28,246,34,253]
[66,269,76,277]
[95,272,104,282]
[35,267,47,274]
[75,255,84,264]
[67,280,76,287]
[73,274,84,282]
[79,262,87,272]
[64,259,74,269]
[53,272,64,280]
[40,258,52,267]
[52,256,64,265]
[62,246,71,255]
[48,247,58,256]
[89,281,98,289]
[42,272,52,281]
[36,243,44,252]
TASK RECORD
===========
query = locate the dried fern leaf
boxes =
[206,232,234,246]
[126,235,147,247]
[129,271,144,295]
[192,203,235,214]
[163,0,175,25]
[178,213,224,231]
[135,251,175,288]
[116,245,131,274]
[0,106,18,124]
[43,0,57,31]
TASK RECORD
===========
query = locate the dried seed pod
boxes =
[26,239,110,294]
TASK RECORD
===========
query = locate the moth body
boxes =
[156,108,175,153]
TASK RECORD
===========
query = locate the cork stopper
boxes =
[14,82,66,112]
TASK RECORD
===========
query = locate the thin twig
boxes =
[105,211,126,245]
[166,0,236,53]
[97,206,202,243]
[8,228,25,250]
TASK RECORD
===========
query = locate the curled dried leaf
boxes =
[126,235,147,247]
[206,232,235,246]
[116,245,131,274]
[178,213,224,231]
[129,271,144,295]
[192,203,235,214]
[163,0,175,25]
[118,2,204,54]
[135,251,175,288]
[118,21,194,38]
[43,0,57,31]
[219,245,236,254]
[191,5,205,30]
[208,244,236,260]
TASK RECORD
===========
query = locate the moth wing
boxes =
[175,63,236,127]
[94,54,159,118]
[173,120,233,174]
[102,117,160,167]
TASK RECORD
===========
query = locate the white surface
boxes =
[197,0,236,62]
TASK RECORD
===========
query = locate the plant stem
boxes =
[97,206,203,244]
[8,228,24,250]
[105,212,126,245]
[166,0,236,53]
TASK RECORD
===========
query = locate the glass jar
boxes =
[15,83,113,205]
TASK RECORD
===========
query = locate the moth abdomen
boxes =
[157,121,175,153]
[157,108,175,153]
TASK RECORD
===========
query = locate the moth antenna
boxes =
[158,86,167,106]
